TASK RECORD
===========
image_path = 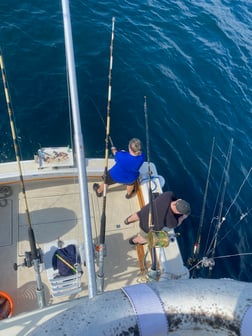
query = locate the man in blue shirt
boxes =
[93,138,145,199]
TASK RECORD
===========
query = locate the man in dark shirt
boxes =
[124,191,191,244]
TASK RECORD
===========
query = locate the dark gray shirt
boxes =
[137,191,181,233]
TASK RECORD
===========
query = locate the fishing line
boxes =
[188,251,252,274]
[207,206,252,256]
[85,95,114,147]
[223,166,252,218]
[213,252,252,260]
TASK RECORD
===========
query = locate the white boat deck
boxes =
[0,157,188,319]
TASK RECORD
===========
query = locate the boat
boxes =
[0,1,252,335]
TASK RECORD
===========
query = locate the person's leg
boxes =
[129,234,147,245]
[96,182,104,194]
[126,184,134,196]
[125,182,136,199]
[93,171,115,197]
[93,182,103,197]
[124,212,139,224]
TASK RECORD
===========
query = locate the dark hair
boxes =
[175,199,191,215]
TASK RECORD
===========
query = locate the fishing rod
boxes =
[208,139,233,277]
[0,50,45,308]
[97,17,115,293]
[205,167,252,254]
[144,96,158,279]
[189,137,215,276]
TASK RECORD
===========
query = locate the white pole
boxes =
[61,0,96,298]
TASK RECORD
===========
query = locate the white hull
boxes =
[1,279,252,335]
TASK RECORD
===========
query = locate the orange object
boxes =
[0,291,14,319]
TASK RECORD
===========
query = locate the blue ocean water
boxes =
[0,1,251,280]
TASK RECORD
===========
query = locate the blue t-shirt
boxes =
[109,151,145,184]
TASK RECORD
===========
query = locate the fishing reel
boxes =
[13,248,43,271]
[201,257,215,270]
[147,229,180,249]
[147,230,170,249]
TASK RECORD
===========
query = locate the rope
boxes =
[139,176,158,192]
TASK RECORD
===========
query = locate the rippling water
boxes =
[0,0,251,280]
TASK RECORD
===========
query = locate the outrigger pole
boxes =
[0,50,46,308]
[97,17,115,293]
[61,0,97,298]
[144,96,159,280]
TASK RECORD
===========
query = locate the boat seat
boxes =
[43,239,83,297]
